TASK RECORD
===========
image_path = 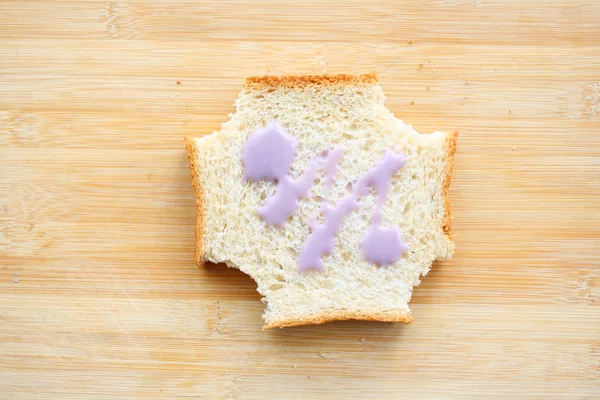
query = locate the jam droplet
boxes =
[241,122,296,182]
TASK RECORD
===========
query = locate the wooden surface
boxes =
[1,1,599,398]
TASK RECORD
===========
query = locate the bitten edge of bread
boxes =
[183,74,458,328]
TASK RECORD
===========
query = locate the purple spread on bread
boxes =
[242,121,409,272]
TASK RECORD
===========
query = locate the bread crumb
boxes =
[360,338,366,343]
[13,279,18,284]
[318,353,326,358]
[426,86,430,91]
[13,271,19,277]
[465,80,469,85]
[432,69,436,73]
[293,364,298,369]
[176,80,181,85]
[427,59,431,63]
[418,63,423,71]
[408,41,413,45]
[512,146,516,150]
[410,101,415,105]
[509,109,512,114]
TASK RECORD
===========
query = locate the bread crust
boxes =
[263,310,413,330]
[244,73,379,90]
[442,131,458,235]
[184,136,206,267]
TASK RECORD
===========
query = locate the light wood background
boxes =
[1,1,599,399]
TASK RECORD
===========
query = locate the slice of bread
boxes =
[184,73,457,329]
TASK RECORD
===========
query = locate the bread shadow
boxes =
[267,319,408,339]
[200,261,263,302]
[264,319,410,362]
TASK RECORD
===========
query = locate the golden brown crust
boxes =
[244,73,379,90]
[263,310,413,330]
[184,136,206,267]
[441,131,458,235]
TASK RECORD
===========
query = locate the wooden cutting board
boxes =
[1,1,599,398]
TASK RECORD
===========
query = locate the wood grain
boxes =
[1,1,599,398]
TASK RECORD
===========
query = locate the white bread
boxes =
[184,73,457,329]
